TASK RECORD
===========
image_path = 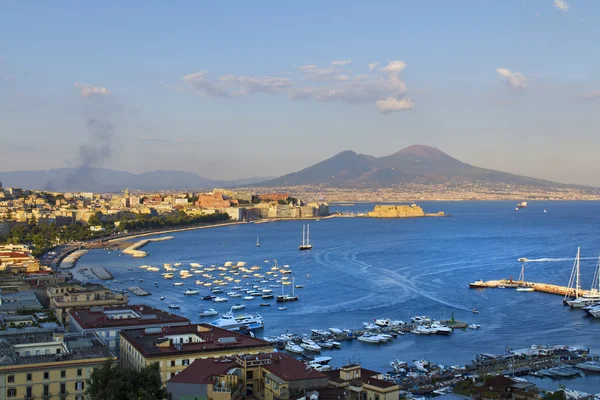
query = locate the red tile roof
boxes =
[263,353,327,381]
[168,357,238,384]
[68,304,190,330]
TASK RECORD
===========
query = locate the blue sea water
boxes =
[75,201,600,393]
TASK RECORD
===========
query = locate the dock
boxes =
[127,286,151,296]
[122,236,174,258]
[91,266,113,280]
[59,249,88,269]
[470,279,592,297]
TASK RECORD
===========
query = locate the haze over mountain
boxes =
[0,168,273,192]
[258,145,577,188]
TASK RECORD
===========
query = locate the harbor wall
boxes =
[368,204,445,218]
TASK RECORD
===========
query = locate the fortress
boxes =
[368,204,445,218]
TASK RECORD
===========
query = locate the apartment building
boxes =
[324,364,400,400]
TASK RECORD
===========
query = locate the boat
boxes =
[202,295,216,300]
[199,308,218,317]
[544,209,547,213]
[299,224,313,251]
[300,338,321,352]
[517,201,528,209]
[285,342,304,354]
[229,293,242,298]
[256,237,260,247]
[168,304,180,309]
[516,265,534,291]
[575,361,600,372]
[209,308,264,331]
[278,307,286,311]
[276,277,299,302]
[243,296,254,300]
[518,258,528,262]
[469,280,488,288]
[160,296,165,300]
[327,340,342,348]
[329,328,343,334]
[213,297,228,302]
[467,324,481,329]
[515,207,519,211]
[260,303,271,307]
[262,294,274,299]
[413,360,429,373]
[471,308,479,314]
[357,333,382,343]
[173,282,184,286]
[362,322,378,330]
[568,251,600,308]
[184,289,199,295]
[310,356,332,366]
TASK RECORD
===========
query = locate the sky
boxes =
[1,1,600,185]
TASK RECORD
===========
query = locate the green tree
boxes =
[86,361,170,400]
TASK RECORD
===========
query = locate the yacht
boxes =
[278,307,287,311]
[362,322,378,330]
[285,341,304,354]
[469,280,488,288]
[260,303,271,307]
[575,361,600,372]
[262,294,274,299]
[516,286,534,292]
[231,304,245,310]
[199,308,218,317]
[209,308,264,331]
[168,304,180,309]
[299,224,313,250]
[202,295,216,300]
[184,289,199,295]
[228,292,242,298]
[300,338,321,352]
[413,360,429,373]
[515,265,533,291]
[213,297,228,302]
[276,277,299,302]
[357,333,382,343]
[431,323,452,335]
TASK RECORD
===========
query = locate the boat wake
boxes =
[525,257,598,262]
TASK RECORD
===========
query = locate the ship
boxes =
[468,279,488,289]
[276,277,299,302]
[299,224,313,251]
[517,201,528,209]
[209,307,264,331]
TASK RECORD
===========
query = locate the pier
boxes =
[91,266,113,280]
[127,286,151,296]
[122,236,173,258]
[470,279,592,297]
[58,249,88,269]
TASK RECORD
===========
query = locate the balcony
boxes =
[348,380,363,392]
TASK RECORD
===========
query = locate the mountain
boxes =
[257,144,569,188]
[0,168,273,192]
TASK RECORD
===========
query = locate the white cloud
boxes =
[183,71,291,97]
[74,82,110,98]
[496,68,528,90]
[183,71,231,97]
[380,60,407,74]
[330,59,351,66]
[299,64,317,70]
[553,0,569,12]
[368,62,379,71]
[376,97,414,114]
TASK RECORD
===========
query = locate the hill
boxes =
[0,168,272,192]
[257,145,568,188]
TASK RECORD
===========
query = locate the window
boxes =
[170,360,175,367]
[246,370,254,379]
[77,368,82,376]
[182,359,190,366]
[7,388,17,397]
[75,381,85,391]
[27,373,32,381]
[60,383,66,395]
[44,371,49,379]
[170,372,175,379]
[375,395,380,400]
[43,385,49,396]
[60,370,66,378]
[7,375,15,383]
[26,387,32,398]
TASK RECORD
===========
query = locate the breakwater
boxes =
[91,266,113,280]
[469,279,593,297]
[58,249,88,269]
[122,236,174,258]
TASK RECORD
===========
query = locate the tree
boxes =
[86,360,170,400]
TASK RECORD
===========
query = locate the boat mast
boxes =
[564,252,578,301]
[592,253,600,294]
[302,225,305,247]
[307,224,310,246]
[575,247,581,299]
[292,277,295,297]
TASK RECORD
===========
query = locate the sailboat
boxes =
[567,250,600,308]
[564,248,582,305]
[256,237,260,247]
[299,224,313,251]
[516,265,534,292]
[276,277,299,302]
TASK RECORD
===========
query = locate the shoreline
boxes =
[106,221,248,244]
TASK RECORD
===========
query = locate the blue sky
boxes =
[1,1,599,184]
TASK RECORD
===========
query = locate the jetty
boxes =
[469,279,593,297]
[127,286,151,296]
[91,266,113,280]
[122,236,173,258]
[59,249,88,269]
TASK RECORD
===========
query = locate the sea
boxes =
[74,201,600,393]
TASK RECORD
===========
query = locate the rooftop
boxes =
[120,324,272,358]
[324,368,398,389]
[0,291,43,311]
[0,332,114,368]
[68,304,190,330]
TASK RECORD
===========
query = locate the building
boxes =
[0,290,43,312]
[0,331,115,400]
[471,375,541,400]
[258,193,289,202]
[68,305,190,352]
[268,205,294,218]
[47,283,129,325]
[0,249,40,273]
[224,207,242,221]
[120,324,274,383]
[324,364,400,400]
[197,193,232,208]
[166,352,328,400]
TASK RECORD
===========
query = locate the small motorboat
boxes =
[202,295,216,300]
[285,341,303,354]
[184,289,199,295]
[213,297,228,302]
[160,296,165,300]
[173,282,184,286]
[472,308,479,314]
[243,296,254,300]
[168,304,180,309]
[468,324,481,329]
[278,307,287,311]
[260,303,271,307]
[231,304,245,310]
[518,258,528,262]
[199,308,218,317]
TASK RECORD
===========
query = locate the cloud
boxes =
[299,64,317,70]
[380,60,407,74]
[582,91,600,100]
[164,83,185,92]
[330,59,351,66]
[218,74,292,95]
[183,71,231,97]
[553,0,569,12]
[74,82,110,98]
[376,97,414,114]
[496,68,527,90]
[140,136,169,142]
[368,62,379,71]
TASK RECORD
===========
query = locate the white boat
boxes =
[571,253,600,308]
[309,356,332,366]
[327,340,342,348]
[575,361,600,372]
[468,324,481,329]
[309,363,332,372]
[515,265,533,291]
[362,322,378,330]
[543,209,547,213]
[229,293,242,298]
[256,237,260,247]
[285,342,304,354]
[184,289,199,295]
[160,296,165,300]
[565,248,584,305]
[329,328,343,334]
[413,360,429,373]
[199,308,218,317]
[300,339,321,352]
[431,323,452,335]
[375,318,391,327]
[173,282,184,286]
[357,333,382,343]
[278,307,286,311]
[231,304,245,310]
[299,224,313,251]
[516,287,534,292]
[209,308,264,331]
[213,297,228,302]
[243,296,254,300]
[518,258,528,262]
[168,304,180,309]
